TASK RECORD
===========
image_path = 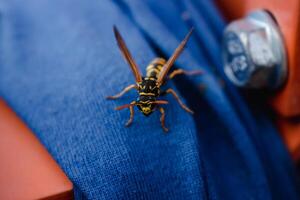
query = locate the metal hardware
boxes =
[223,10,287,89]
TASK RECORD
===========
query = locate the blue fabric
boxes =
[0,0,299,199]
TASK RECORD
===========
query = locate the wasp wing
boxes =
[157,28,194,85]
[113,26,142,82]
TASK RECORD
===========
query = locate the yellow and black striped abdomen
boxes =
[146,58,166,79]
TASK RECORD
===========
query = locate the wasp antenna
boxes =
[115,104,132,110]
[157,28,194,85]
[113,25,143,82]
[115,101,136,110]
[152,100,169,105]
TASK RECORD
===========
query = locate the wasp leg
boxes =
[165,88,194,114]
[106,84,137,99]
[125,104,135,127]
[115,101,136,127]
[168,69,202,79]
[159,107,169,132]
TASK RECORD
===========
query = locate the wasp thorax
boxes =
[138,77,160,96]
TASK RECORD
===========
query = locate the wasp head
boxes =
[136,95,156,116]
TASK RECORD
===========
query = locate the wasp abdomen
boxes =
[146,58,166,79]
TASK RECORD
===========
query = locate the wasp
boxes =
[107,26,202,132]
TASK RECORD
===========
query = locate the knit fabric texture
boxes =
[0,0,299,199]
